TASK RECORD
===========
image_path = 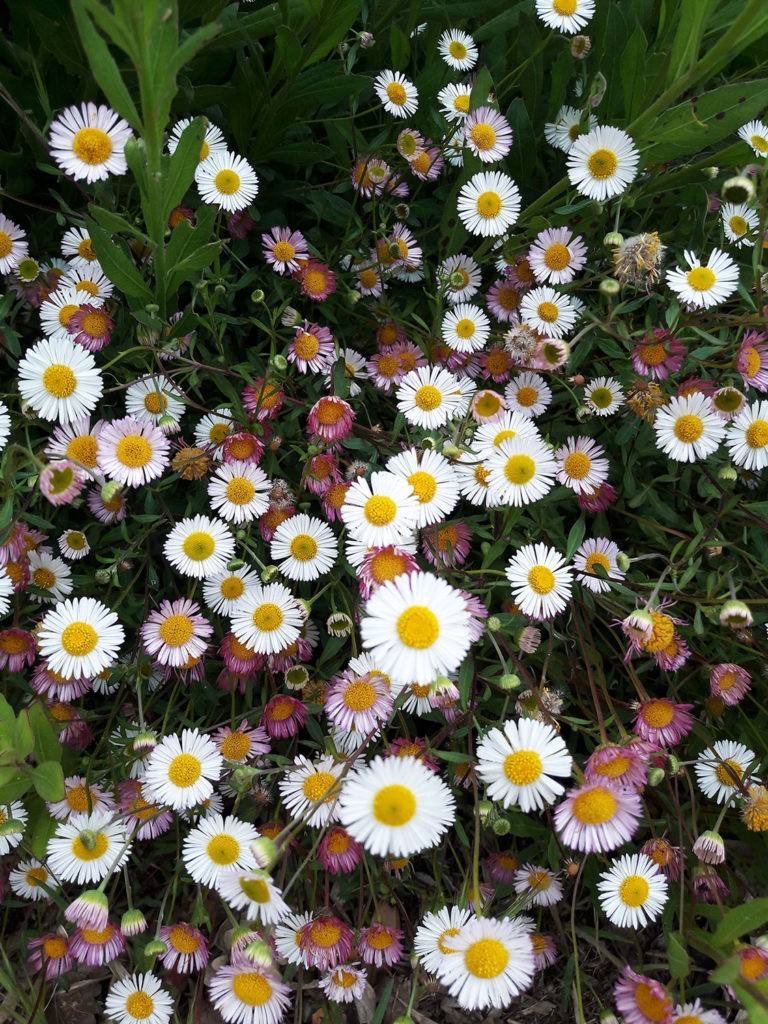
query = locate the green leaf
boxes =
[165,242,223,298]
[0,772,32,804]
[13,712,34,760]
[566,516,586,559]
[31,761,65,802]
[70,0,142,129]
[666,931,690,978]
[389,24,410,68]
[27,703,63,764]
[621,24,649,122]
[162,118,206,218]
[665,0,717,87]
[85,219,154,304]
[89,204,150,242]
[713,898,768,948]
[27,799,58,861]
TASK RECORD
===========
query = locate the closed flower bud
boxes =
[718,465,738,483]
[492,817,511,836]
[132,729,158,754]
[603,231,624,247]
[442,444,461,459]
[599,278,621,297]
[143,939,167,959]
[94,568,112,585]
[647,767,666,786]
[666,754,680,775]
[227,557,246,571]
[478,799,494,823]
[722,175,755,204]
[486,616,502,633]
[693,829,725,865]
[498,673,522,691]
[251,837,278,871]
[358,30,375,48]
[121,908,148,936]
[260,565,280,584]
[719,599,753,629]
[100,480,123,505]
[269,354,288,372]
[242,939,274,967]
[616,552,631,572]
[250,289,265,304]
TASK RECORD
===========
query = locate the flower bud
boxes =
[230,766,258,792]
[100,481,123,505]
[492,817,511,836]
[394,203,410,220]
[717,465,738,484]
[478,800,494,823]
[603,231,624,247]
[0,818,24,838]
[260,565,280,584]
[326,612,354,638]
[251,837,278,871]
[498,673,521,691]
[94,568,112,585]
[647,767,666,787]
[132,729,158,754]
[666,754,680,775]
[227,557,246,572]
[143,939,167,960]
[77,829,99,851]
[719,599,753,629]
[616,552,631,572]
[358,30,375,48]
[486,616,502,633]
[269,354,288,372]
[250,289,265,304]
[722,175,756,204]
[693,829,725,865]
[241,939,274,967]
[571,34,592,58]
[442,444,461,459]
[599,278,621,297]
[121,908,148,936]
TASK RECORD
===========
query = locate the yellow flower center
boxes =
[454,95,471,113]
[740,952,768,980]
[619,874,650,907]
[367,929,394,949]
[167,753,202,788]
[714,758,743,787]
[641,613,675,653]
[43,937,68,959]
[72,832,108,861]
[449,40,467,58]
[476,191,502,218]
[0,233,12,259]
[66,785,93,812]
[303,268,328,295]
[77,238,95,260]
[143,392,167,415]
[214,169,241,195]
[206,833,240,865]
[80,310,109,339]
[544,243,570,271]
[43,364,77,398]
[476,393,502,417]
[289,534,318,561]
[455,318,476,339]
[516,385,538,407]
[587,148,618,179]
[470,124,497,151]
[364,495,397,525]
[239,876,271,902]
[585,551,611,575]
[474,464,491,485]
[373,783,417,826]
[408,470,437,503]
[589,387,612,409]
[232,974,272,1006]
[225,478,255,505]
[414,384,443,411]
[571,786,617,825]
[220,732,251,760]
[72,127,113,165]
[634,983,670,1022]
[464,937,509,979]
[61,622,98,657]
[527,869,551,891]
[673,414,704,443]
[537,301,559,323]
[302,771,337,802]
[294,332,320,360]
[169,925,200,953]
[209,423,231,445]
[686,267,716,292]
[272,240,295,262]
[638,342,666,366]
[750,134,768,153]
[33,567,56,590]
[124,992,154,1020]
[370,549,408,583]
[437,927,461,954]
[220,576,245,601]
[343,679,377,712]
[528,565,555,595]
[503,750,543,785]
[252,603,284,632]
[386,82,407,106]
[116,435,152,468]
[310,920,343,947]
[640,699,675,727]
[563,451,591,479]
[729,215,748,236]
[326,829,351,854]
[26,866,48,886]
[504,454,536,484]
[158,613,194,647]
[182,532,215,561]
[746,420,768,448]
[66,435,98,467]
[396,606,439,648]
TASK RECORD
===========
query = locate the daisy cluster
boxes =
[0,3,767,1024]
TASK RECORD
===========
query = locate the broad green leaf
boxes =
[27,800,58,861]
[389,24,410,69]
[621,24,649,122]
[566,516,586,559]
[165,242,222,297]
[71,0,142,129]
[665,0,717,87]
[713,898,768,948]
[85,219,154,304]
[302,0,361,67]
[27,703,63,764]
[89,204,151,242]
[666,931,690,978]
[13,712,34,760]
[0,774,32,804]
[162,118,206,218]
[31,761,65,802]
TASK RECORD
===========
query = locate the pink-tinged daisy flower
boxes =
[118,779,174,840]
[262,694,307,739]
[486,851,520,885]
[351,155,392,197]
[712,385,745,420]
[409,142,445,181]
[320,963,367,1003]
[288,321,333,373]
[632,329,686,380]
[49,103,132,183]
[614,965,673,1024]
[640,837,683,881]
[325,668,393,734]
[159,923,208,974]
[207,960,291,1024]
[222,431,264,465]
[692,863,729,903]
[709,663,751,706]
[464,106,513,163]
[578,480,618,512]
[573,537,626,593]
[47,701,93,749]
[692,829,725,865]
[736,330,768,391]
[214,721,270,764]
[480,345,515,382]
[530,932,557,970]
[318,826,362,874]
[514,865,564,907]
[366,349,406,393]
[28,932,72,979]
[737,946,768,983]
[141,598,212,668]
[356,545,419,600]
[585,744,649,789]
[555,436,609,494]
[554,782,643,852]
[242,379,284,421]
[671,999,725,1024]
[219,632,264,677]
[653,633,690,672]
[31,661,91,702]
[39,460,86,505]
[299,915,355,971]
[45,416,102,474]
[307,395,355,444]
[358,923,403,967]
[0,627,36,672]
[528,226,587,285]
[485,278,522,323]
[304,453,341,495]
[422,521,472,568]
[633,699,694,746]
[47,774,114,820]
[67,304,113,352]
[262,226,308,274]
[296,259,336,301]
[0,213,28,273]
[87,484,127,523]
[69,922,125,966]
[97,416,170,487]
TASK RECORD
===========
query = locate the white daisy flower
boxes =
[535,0,595,33]
[386,447,460,528]
[505,370,553,418]
[97,416,170,487]
[438,29,478,70]
[396,365,476,429]
[274,911,313,966]
[0,802,27,855]
[0,213,28,274]
[721,202,759,247]
[230,582,303,655]
[202,566,261,615]
[279,754,344,828]
[58,529,90,561]
[567,125,639,201]
[46,811,132,885]
[208,962,291,1024]
[471,411,539,457]
[437,915,536,1011]
[168,117,227,162]
[653,393,725,463]
[413,906,473,973]
[555,435,609,494]
[475,717,573,812]
[544,105,597,152]
[104,973,173,1024]
[455,453,496,507]
[738,119,768,158]
[142,729,223,811]
[438,253,482,303]
[373,70,418,118]
[216,869,290,924]
[194,408,236,451]
[441,303,491,353]
[694,740,757,805]
[49,102,132,183]
[37,596,124,680]
[666,248,739,309]
[519,286,576,339]
[513,865,564,907]
[360,570,473,686]
[0,567,13,619]
[338,755,455,857]
[528,226,588,285]
[270,513,337,582]
[506,543,573,619]
[437,82,473,122]
[61,262,113,305]
[485,435,557,506]
[164,514,235,578]
[573,537,626,594]
[17,336,103,423]
[29,550,73,604]
[0,399,10,454]
[39,286,85,340]
[457,171,521,237]
[208,461,271,524]
[464,106,513,163]
[319,964,368,1004]
[340,471,420,548]
[597,853,669,928]
[125,376,185,427]
[195,151,259,212]
[61,225,97,266]
[725,400,768,470]
[584,376,624,415]
[8,859,55,902]
[182,813,258,888]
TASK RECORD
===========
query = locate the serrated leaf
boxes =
[713,898,768,948]
[31,762,65,802]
